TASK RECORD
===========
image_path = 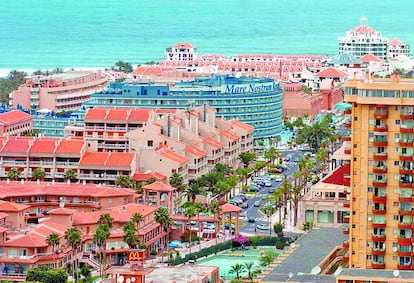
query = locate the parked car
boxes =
[257,223,270,230]
[248,185,260,192]
[248,216,256,223]
[264,180,272,187]
[254,200,261,207]
[241,202,249,209]
[235,194,247,201]
[275,176,283,182]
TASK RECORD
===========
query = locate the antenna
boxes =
[310,266,321,275]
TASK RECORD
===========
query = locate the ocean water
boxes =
[0,0,413,70]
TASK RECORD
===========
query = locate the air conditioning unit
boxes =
[395,138,400,143]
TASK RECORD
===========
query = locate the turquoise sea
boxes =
[0,0,413,70]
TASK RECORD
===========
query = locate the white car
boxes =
[275,176,283,182]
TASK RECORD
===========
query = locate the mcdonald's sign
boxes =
[128,249,146,263]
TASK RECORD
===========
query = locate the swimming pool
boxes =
[195,248,282,278]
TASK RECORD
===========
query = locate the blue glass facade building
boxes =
[85,75,284,142]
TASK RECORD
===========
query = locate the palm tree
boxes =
[208,202,221,243]
[213,180,230,200]
[184,205,196,254]
[214,163,232,176]
[122,221,139,249]
[64,168,77,181]
[98,213,113,229]
[93,224,110,277]
[193,202,205,250]
[226,175,239,198]
[65,227,82,282]
[169,172,186,192]
[32,168,46,181]
[46,233,60,268]
[132,212,144,231]
[243,261,257,280]
[236,167,252,187]
[7,167,20,180]
[273,222,284,238]
[238,152,256,168]
[229,263,246,279]
[154,207,173,245]
[183,179,207,203]
[115,175,136,188]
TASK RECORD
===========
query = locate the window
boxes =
[368,201,372,206]
[147,140,153,147]
[354,157,357,162]
[368,187,373,192]
[394,161,400,166]
[393,215,399,220]
[395,147,399,153]
[366,255,371,260]
[354,116,358,121]
[354,143,357,148]
[396,120,401,125]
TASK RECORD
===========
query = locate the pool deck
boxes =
[260,227,347,283]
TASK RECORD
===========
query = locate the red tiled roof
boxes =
[360,54,382,63]
[72,211,103,225]
[79,152,134,167]
[4,233,47,248]
[79,152,108,166]
[105,152,135,167]
[84,108,107,120]
[203,137,224,149]
[0,181,135,198]
[388,38,406,46]
[173,42,194,49]
[143,181,176,192]
[220,130,239,141]
[108,203,156,218]
[0,110,32,125]
[0,201,29,212]
[29,139,58,154]
[1,138,31,153]
[55,139,84,154]
[230,120,254,131]
[127,109,150,121]
[106,109,128,121]
[185,145,207,158]
[315,67,348,78]
[323,164,350,186]
[159,148,189,165]
[220,203,242,213]
[351,25,378,35]
[133,172,166,182]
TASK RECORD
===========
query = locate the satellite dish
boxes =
[334,266,343,276]
[393,270,400,277]
[297,272,304,276]
[288,273,293,279]
[310,266,321,275]
[59,202,65,208]
[393,247,398,252]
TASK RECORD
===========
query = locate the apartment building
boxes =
[0,110,33,136]
[344,73,414,270]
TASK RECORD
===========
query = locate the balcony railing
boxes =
[373,166,387,174]
[373,195,387,203]
[371,262,385,269]
[373,125,388,132]
[372,248,386,255]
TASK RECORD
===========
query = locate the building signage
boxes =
[128,249,146,264]
[223,82,279,94]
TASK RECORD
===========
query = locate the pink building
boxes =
[0,110,32,136]
[282,83,322,117]
[10,70,108,111]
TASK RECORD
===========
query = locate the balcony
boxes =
[373,152,388,160]
[343,214,350,223]
[398,237,412,245]
[344,148,351,155]
[344,187,351,195]
[343,241,349,248]
[373,139,388,147]
[344,109,352,115]
[373,195,387,204]
[344,120,351,128]
[399,209,412,216]
[398,222,412,229]
[343,255,349,262]
[371,262,385,269]
[372,234,386,241]
[343,227,349,235]
[400,167,413,174]
[397,249,412,257]
[400,154,413,161]
[343,135,351,142]
[374,111,388,119]
[397,264,412,270]
[372,179,387,187]
[372,248,386,255]
[399,195,412,202]
[400,182,413,188]
[400,112,414,120]
[343,201,350,208]
[399,140,414,147]
[400,126,413,134]
[373,125,388,132]
[372,222,386,228]
[373,167,387,174]
[372,208,386,214]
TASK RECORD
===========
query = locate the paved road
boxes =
[238,149,305,236]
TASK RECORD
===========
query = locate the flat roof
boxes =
[337,268,414,280]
